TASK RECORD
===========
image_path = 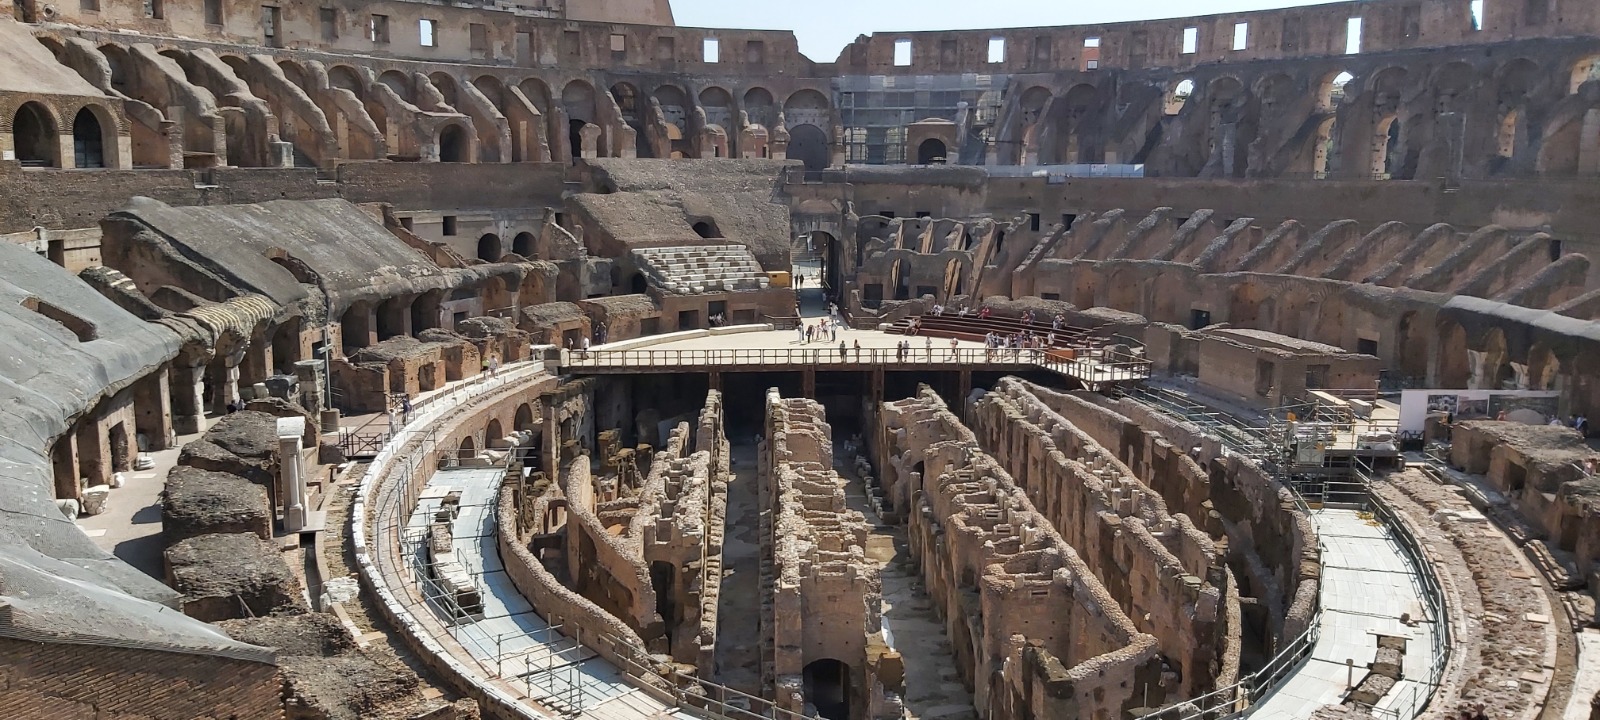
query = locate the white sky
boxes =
[669,0,1343,63]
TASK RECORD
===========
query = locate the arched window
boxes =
[477,234,502,262]
[916,138,947,164]
[72,108,105,169]
[13,102,58,168]
[438,124,467,162]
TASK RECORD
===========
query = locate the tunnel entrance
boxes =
[803,659,851,720]
[650,560,678,654]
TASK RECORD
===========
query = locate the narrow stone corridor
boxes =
[835,445,977,720]
[712,442,764,696]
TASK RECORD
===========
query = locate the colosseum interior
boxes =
[2,0,1600,717]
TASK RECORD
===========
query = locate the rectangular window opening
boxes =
[610,33,626,53]
[320,8,338,42]
[1470,0,1485,31]
[470,23,489,58]
[203,0,221,24]
[145,0,163,19]
[1083,36,1100,48]
[746,40,765,63]
[442,216,458,236]
[703,37,720,63]
[1181,27,1198,54]
[515,31,533,63]
[369,14,389,44]
[261,5,279,46]
[81,0,99,11]
[419,18,438,48]
[1233,22,1248,50]
[1081,36,1101,71]
[894,38,913,66]
[1346,17,1363,54]
[988,37,1005,63]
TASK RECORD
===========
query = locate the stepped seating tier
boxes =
[633,245,771,295]
[886,314,1109,349]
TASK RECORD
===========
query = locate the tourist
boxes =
[924,336,932,359]
[957,305,970,317]
[909,317,921,336]
[838,340,847,360]
[933,303,945,316]
[1548,415,1563,426]
[580,334,591,358]
[488,355,499,377]
[1576,414,1589,436]
[949,336,960,358]
[796,323,805,344]
[853,339,862,359]
[1496,410,1509,421]
[979,306,992,319]
[796,273,804,288]
[401,394,412,424]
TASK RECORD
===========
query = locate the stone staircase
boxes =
[632,245,770,294]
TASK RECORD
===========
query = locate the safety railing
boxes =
[1132,612,1322,720]
[560,345,1153,384]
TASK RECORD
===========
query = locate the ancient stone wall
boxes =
[969,379,1233,699]
[761,389,884,718]
[876,387,1162,719]
[0,637,284,720]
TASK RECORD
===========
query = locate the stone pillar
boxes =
[170,361,207,436]
[241,340,274,393]
[278,416,307,532]
[541,393,559,481]
[580,123,601,159]
[75,419,109,489]
[133,364,175,451]
[294,359,326,414]
[51,433,81,501]
[208,358,241,415]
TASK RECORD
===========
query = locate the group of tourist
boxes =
[797,317,844,344]
[892,336,962,361]
[385,392,414,435]
[984,330,1054,361]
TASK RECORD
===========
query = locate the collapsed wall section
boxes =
[877,388,1162,720]
[971,378,1235,698]
[760,390,885,719]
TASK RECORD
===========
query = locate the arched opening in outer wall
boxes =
[1436,319,1469,388]
[802,659,851,720]
[438,124,467,162]
[1319,71,1354,113]
[512,232,535,258]
[458,435,476,460]
[72,108,106,169]
[1164,79,1194,116]
[916,138,947,164]
[477,234,502,262]
[13,102,58,167]
[692,221,720,239]
[630,273,648,294]
[486,418,503,444]
[1313,117,1338,178]
[788,124,829,171]
[1373,116,1401,179]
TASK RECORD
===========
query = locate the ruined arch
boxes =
[378,70,413,104]
[512,232,535,258]
[787,123,829,171]
[428,72,461,111]
[743,86,776,128]
[1047,83,1102,164]
[514,403,535,432]
[1313,116,1339,177]
[1165,78,1194,116]
[1570,55,1600,95]
[1396,311,1428,381]
[477,233,502,262]
[1481,327,1509,389]
[12,101,59,167]
[1528,343,1560,391]
[438,122,469,162]
[562,80,597,124]
[1373,115,1402,178]
[1436,318,1470,387]
[72,105,115,169]
[1317,71,1354,113]
[518,78,552,113]
[486,418,503,443]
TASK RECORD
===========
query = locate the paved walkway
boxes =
[1249,507,1441,718]
[78,417,213,579]
[413,466,691,720]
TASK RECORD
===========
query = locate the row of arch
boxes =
[1003,50,1600,178]
[8,100,118,169]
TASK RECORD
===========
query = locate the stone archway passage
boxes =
[477,233,502,262]
[73,108,106,169]
[917,138,947,165]
[802,658,851,720]
[788,124,829,171]
[439,124,467,162]
[13,102,58,167]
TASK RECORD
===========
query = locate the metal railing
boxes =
[560,345,1153,384]
[1134,612,1322,720]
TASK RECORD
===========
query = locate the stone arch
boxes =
[1431,62,1476,115]
[916,137,947,164]
[1436,318,1470,387]
[1228,282,1271,328]
[1480,327,1509,389]
[486,417,504,443]
[518,78,552,113]
[437,122,469,162]
[610,82,651,158]
[1570,55,1600,95]
[698,86,734,130]
[1317,70,1354,113]
[1527,343,1560,391]
[514,403,535,432]
[477,233,502,262]
[743,86,776,128]
[458,435,477,458]
[1253,73,1297,116]
[428,72,461,111]
[562,79,599,159]
[1203,76,1250,176]
[1047,83,1102,164]
[1396,310,1428,380]
[787,123,829,171]
[1164,78,1194,116]
[378,70,413,104]
[12,101,60,167]
[1373,115,1402,178]
[512,232,535,258]
[72,105,115,169]
[802,658,851,720]
[1313,116,1338,177]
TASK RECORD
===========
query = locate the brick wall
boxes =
[0,637,283,720]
